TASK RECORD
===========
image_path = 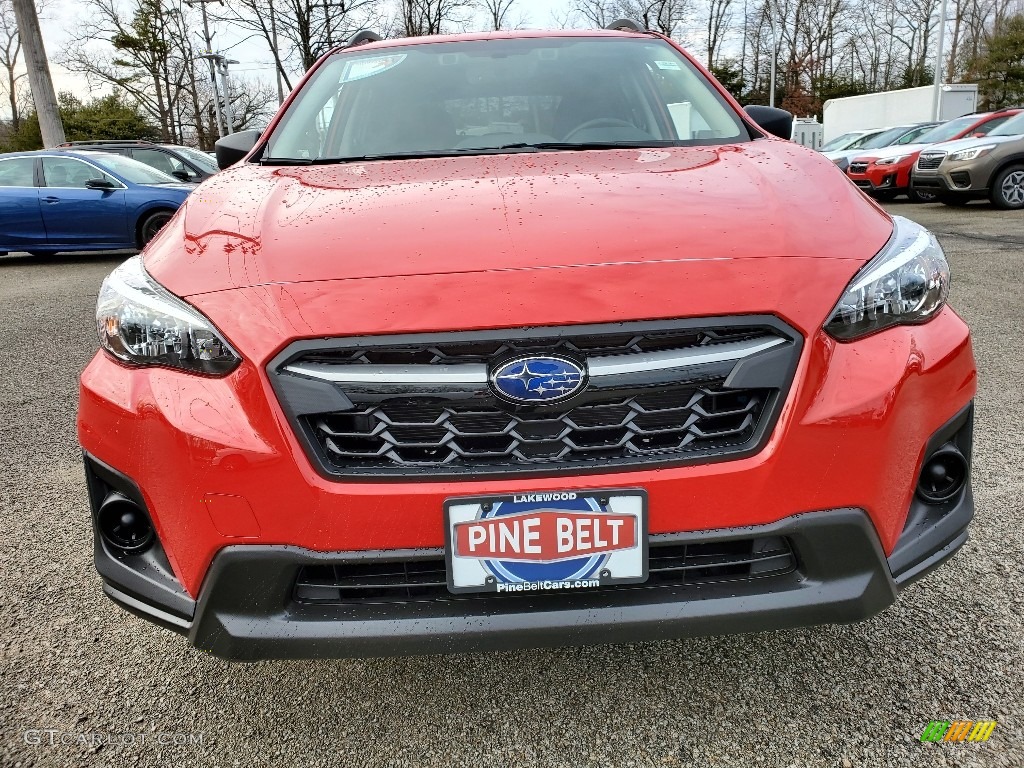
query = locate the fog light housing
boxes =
[98,492,154,553]
[916,444,968,504]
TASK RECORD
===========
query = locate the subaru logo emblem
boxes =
[489,356,587,404]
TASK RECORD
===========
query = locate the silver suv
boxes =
[912,111,1024,209]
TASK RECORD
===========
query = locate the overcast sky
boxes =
[37,0,578,100]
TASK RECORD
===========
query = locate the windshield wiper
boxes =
[310,146,545,164]
[501,141,671,151]
[270,142,673,167]
[261,157,313,166]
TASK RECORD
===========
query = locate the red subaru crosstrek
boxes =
[79,26,976,660]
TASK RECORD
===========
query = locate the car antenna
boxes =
[344,30,383,48]
[605,19,644,31]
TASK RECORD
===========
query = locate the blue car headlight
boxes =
[825,216,950,341]
[96,256,240,374]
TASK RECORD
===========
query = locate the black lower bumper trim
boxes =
[85,454,196,632]
[888,404,974,586]
[186,508,900,660]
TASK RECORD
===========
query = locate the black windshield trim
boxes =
[262,139,737,166]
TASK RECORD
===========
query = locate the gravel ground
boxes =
[0,202,1021,768]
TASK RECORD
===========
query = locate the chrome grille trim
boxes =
[285,363,488,385]
[284,335,787,385]
[588,336,785,377]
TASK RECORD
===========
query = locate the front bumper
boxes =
[87,403,975,660]
[848,166,906,193]
[79,291,977,659]
[913,160,992,196]
[94,500,972,660]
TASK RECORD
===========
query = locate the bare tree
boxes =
[218,0,383,89]
[399,0,473,35]
[619,0,690,36]
[477,0,517,29]
[0,0,25,127]
[573,0,622,27]
[705,0,735,64]
[61,0,274,147]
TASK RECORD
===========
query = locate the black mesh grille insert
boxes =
[917,153,944,171]
[293,536,797,605]
[309,383,767,470]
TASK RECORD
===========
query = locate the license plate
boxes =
[444,489,648,594]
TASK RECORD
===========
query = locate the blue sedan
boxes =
[0,149,194,256]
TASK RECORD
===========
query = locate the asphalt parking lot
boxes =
[1,202,1021,768]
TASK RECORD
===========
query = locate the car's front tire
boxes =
[137,210,175,248]
[990,165,1024,210]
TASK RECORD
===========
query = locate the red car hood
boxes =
[146,143,892,297]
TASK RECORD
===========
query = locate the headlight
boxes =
[825,216,949,341]
[948,144,996,161]
[96,256,240,374]
[874,155,909,166]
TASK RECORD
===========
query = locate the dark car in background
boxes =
[0,150,193,256]
[56,140,220,183]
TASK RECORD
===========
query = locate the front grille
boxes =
[293,536,797,605]
[849,162,868,174]
[917,153,944,171]
[269,318,801,478]
[312,383,766,469]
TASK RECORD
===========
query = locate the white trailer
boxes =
[822,84,978,142]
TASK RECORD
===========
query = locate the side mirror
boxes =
[215,130,261,170]
[743,105,794,140]
[171,170,193,182]
[85,178,117,190]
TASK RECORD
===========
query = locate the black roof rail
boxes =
[56,139,158,147]
[993,105,1024,113]
[345,29,382,48]
[605,19,644,32]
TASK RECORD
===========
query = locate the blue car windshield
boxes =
[83,153,179,184]
[266,36,748,161]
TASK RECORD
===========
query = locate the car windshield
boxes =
[843,130,887,149]
[266,36,748,162]
[988,112,1024,136]
[173,146,220,173]
[821,132,862,151]
[914,115,982,144]
[857,126,914,149]
[86,153,179,184]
